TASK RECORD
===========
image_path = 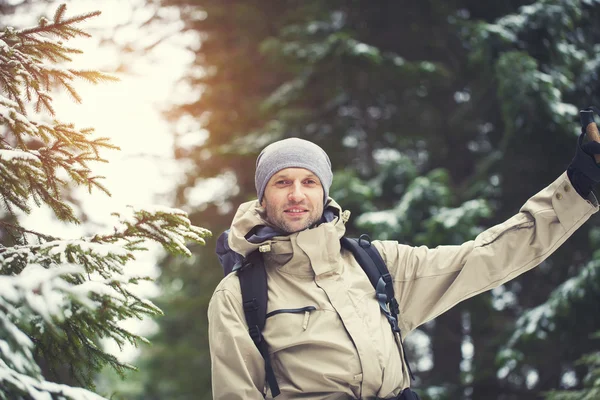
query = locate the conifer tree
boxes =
[0,4,210,399]
[128,0,600,398]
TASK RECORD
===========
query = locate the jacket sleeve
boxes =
[208,284,266,399]
[374,172,598,335]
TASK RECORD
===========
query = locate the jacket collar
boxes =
[218,198,348,277]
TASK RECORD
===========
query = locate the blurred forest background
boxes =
[4,0,600,399]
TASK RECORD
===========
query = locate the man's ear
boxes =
[261,198,266,208]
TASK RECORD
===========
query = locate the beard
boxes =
[262,200,323,234]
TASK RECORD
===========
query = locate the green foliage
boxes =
[329,169,377,215]
[130,0,600,398]
[356,167,490,245]
[0,4,210,399]
[0,5,118,223]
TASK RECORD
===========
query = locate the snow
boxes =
[0,149,40,162]
[0,262,115,399]
[433,200,486,229]
[552,102,578,117]
[523,304,553,337]
[392,56,405,66]
[486,23,517,42]
[75,240,130,257]
[0,317,32,372]
[0,94,19,108]
[503,258,600,367]
[70,280,126,303]
[138,297,161,314]
[162,229,191,256]
[39,63,75,78]
[43,239,129,258]
[136,204,187,216]
[420,61,436,72]
[350,40,378,57]
[0,5,194,397]
[356,209,399,229]
[0,362,107,399]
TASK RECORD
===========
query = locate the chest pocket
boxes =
[263,304,361,363]
[263,305,363,397]
[264,306,317,352]
[266,306,315,331]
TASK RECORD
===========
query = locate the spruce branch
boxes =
[53,3,67,24]
[0,221,57,242]
[0,4,212,398]
[71,69,119,84]
[16,7,101,38]
[0,5,116,122]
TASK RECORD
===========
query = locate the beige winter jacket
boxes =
[208,172,598,399]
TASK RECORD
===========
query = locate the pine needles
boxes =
[0,4,211,399]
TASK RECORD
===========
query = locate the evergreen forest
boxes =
[3,0,600,399]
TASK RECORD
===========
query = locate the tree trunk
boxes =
[469,294,505,400]
[430,305,463,397]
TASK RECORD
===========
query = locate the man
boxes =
[209,135,600,399]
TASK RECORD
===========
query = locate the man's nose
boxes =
[288,181,306,202]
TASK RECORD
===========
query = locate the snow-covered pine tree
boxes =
[502,254,600,400]
[0,4,210,399]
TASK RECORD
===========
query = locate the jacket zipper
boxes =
[266,306,317,331]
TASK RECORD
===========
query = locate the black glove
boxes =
[567,131,600,198]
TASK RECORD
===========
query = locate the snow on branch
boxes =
[497,258,600,378]
[0,3,213,398]
[0,204,211,395]
[508,258,600,344]
[0,265,108,400]
[104,205,211,256]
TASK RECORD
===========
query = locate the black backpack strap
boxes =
[238,251,280,397]
[340,235,400,332]
[398,387,421,399]
[340,235,415,381]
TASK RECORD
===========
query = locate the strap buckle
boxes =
[243,298,258,313]
[382,272,393,284]
[357,233,372,248]
[240,258,253,271]
[248,325,262,344]
[390,297,400,317]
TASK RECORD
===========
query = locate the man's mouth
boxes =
[284,208,308,214]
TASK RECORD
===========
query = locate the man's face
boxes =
[261,167,325,234]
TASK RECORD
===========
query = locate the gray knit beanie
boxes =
[255,138,333,203]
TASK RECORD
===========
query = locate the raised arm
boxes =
[375,172,598,335]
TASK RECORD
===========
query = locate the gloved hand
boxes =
[567,133,600,198]
[567,107,600,198]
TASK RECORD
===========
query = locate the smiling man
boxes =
[260,168,324,233]
[209,136,600,400]
[253,138,331,235]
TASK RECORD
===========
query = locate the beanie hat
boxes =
[255,138,333,203]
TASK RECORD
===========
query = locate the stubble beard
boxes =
[263,201,323,234]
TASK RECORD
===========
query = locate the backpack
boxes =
[232,234,415,398]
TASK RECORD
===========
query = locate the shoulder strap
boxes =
[238,251,280,397]
[340,235,415,380]
[340,235,398,325]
